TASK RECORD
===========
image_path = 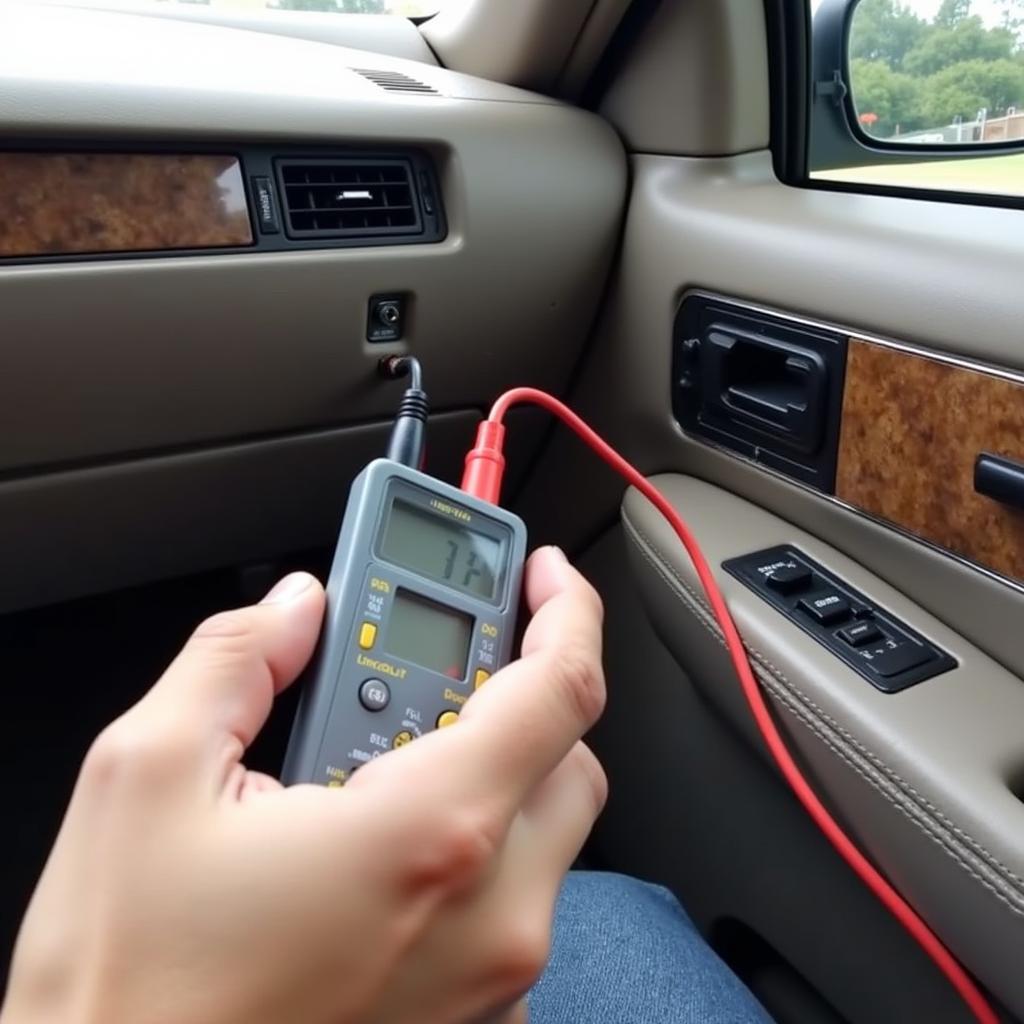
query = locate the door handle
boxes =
[975,453,1024,511]
[702,326,828,455]
[724,353,819,429]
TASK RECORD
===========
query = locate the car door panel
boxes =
[622,475,1024,1015]
[517,147,1024,1020]
[576,527,970,1024]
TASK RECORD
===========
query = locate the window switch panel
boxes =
[722,546,956,693]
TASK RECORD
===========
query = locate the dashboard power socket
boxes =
[368,294,406,343]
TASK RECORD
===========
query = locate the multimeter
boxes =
[282,457,528,787]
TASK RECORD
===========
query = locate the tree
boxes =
[849,58,923,136]
[936,0,971,28]
[849,0,1024,136]
[998,0,1024,28]
[918,58,1024,124]
[848,0,927,70]
[903,17,1016,76]
[996,0,1024,44]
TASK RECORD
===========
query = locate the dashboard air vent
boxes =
[352,68,439,94]
[277,158,422,239]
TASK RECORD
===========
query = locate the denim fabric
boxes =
[530,872,774,1023]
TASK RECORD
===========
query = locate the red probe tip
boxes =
[461,419,507,505]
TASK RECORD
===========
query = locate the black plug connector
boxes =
[379,356,428,469]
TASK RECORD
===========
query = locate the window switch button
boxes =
[836,621,882,647]
[797,590,851,625]
[764,564,813,594]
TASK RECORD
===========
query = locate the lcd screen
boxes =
[379,498,502,600]
[384,589,473,679]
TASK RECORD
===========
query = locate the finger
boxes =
[135,572,325,759]
[447,548,606,815]
[520,546,604,659]
[490,1001,528,1024]
[519,742,607,885]
[237,770,284,801]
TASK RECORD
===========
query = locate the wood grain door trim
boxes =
[836,339,1024,585]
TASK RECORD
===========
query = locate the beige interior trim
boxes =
[598,0,770,155]
[557,0,634,100]
[0,415,473,614]
[421,0,597,93]
[623,474,1024,1016]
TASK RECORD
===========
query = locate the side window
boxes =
[808,0,1024,201]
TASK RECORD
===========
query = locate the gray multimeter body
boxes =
[282,458,527,787]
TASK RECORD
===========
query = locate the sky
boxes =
[811,0,1013,27]
[894,0,1011,25]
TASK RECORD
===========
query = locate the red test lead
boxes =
[462,386,998,1024]
[460,418,507,505]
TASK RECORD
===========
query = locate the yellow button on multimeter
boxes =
[281,457,527,787]
[358,622,377,650]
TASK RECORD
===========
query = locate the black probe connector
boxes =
[379,355,428,469]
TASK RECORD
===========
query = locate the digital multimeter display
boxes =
[384,589,473,679]
[379,498,502,600]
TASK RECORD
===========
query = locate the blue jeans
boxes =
[530,872,773,1023]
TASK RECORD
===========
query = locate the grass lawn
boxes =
[813,152,1024,197]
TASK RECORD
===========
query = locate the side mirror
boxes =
[809,0,1024,173]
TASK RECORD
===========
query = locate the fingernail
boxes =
[548,545,568,562]
[260,572,314,605]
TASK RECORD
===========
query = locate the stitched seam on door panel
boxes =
[622,515,1024,914]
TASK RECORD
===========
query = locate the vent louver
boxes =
[352,68,439,94]
[277,158,422,239]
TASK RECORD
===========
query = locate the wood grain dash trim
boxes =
[836,339,1024,584]
[0,153,252,258]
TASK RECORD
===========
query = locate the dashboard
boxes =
[0,3,626,612]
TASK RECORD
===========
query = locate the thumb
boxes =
[136,572,325,766]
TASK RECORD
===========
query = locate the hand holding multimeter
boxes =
[3,546,608,1024]
[3,359,610,1024]
[283,358,527,785]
